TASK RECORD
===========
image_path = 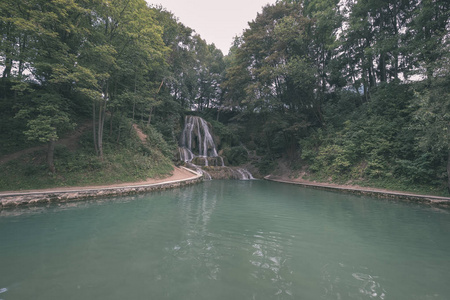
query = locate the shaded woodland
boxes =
[1,0,449,193]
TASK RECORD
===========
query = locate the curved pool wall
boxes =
[1,180,449,300]
[0,167,202,208]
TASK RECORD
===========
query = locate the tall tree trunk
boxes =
[447,149,450,194]
[130,97,136,133]
[116,123,121,143]
[147,80,163,126]
[109,109,114,136]
[47,139,56,174]
[97,99,106,161]
[379,53,387,82]
[147,106,153,126]
[93,101,98,155]
[2,58,12,79]
[393,2,399,80]
[130,72,138,133]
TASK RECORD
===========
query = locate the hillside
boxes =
[0,122,174,191]
[0,0,449,195]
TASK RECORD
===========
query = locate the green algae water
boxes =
[1,180,449,300]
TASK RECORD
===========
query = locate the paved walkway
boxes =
[1,167,202,208]
[265,175,450,205]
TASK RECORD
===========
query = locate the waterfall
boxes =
[179,115,253,180]
[179,116,218,159]
[186,162,212,180]
[236,168,254,180]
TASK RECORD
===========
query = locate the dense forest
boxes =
[0,0,449,194]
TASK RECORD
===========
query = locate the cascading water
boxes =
[179,116,219,161]
[236,168,254,180]
[179,116,253,180]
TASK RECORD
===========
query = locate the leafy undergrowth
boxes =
[272,158,449,197]
[0,123,174,191]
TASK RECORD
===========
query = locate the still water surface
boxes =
[1,180,449,300]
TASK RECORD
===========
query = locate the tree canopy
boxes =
[1,0,449,193]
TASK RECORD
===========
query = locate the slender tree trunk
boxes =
[368,61,375,88]
[116,123,121,143]
[2,58,12,79]
[109,109,114,136]
[379,53,387,82]
[393,3,399,80]
[147,80,163,126]
[130,98,136,134]
[447,149,450,194]
[93,101,98,155]
[101,100,106,151]
[47,139,56,174]
[18,34,27,77]
[147,106,153,126]
[2,23,12,80]
[97,99,105,161]
[97,100,103,159]
[130,72,138,133]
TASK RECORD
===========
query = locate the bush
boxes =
[223,146,249,166]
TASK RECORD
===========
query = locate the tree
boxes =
[413,49,450,190]
[405,0,450,81]
[16,91,74,173]
[222,1,342,156]
[77,0,167,159]
[1,0,88,171]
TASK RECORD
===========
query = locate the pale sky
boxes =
[148,0,276,54]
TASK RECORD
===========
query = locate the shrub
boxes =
[223,146,249,166]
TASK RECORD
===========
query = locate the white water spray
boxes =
[179,115,253,180]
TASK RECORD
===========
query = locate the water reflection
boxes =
[352,272,386,299]
[165,182,222,282]
[0,287,8,295]
[321,263,387,300]
[249,231,294,297]
[1,180,449,300]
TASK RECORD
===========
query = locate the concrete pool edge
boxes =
[264,175,450,206]
[0,167,203,208]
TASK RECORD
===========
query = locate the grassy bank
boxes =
[0,123,174,192]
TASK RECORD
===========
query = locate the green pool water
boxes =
[1,180,449,299]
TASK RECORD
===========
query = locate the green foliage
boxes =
[299,80,448,192]
[15,91,75,143]
[309,144,354,174]
[413,75,450,154]
[139,123,176,159]
[255,157,277,176]
[0,0,225,186]
[208,119,239,148]
[1,0,449,194]
[223,146,248,166]
[0,122,173,191]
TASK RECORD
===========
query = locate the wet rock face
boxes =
[191,157,224,167]
[203,166,254,180]
[201,166,233,179]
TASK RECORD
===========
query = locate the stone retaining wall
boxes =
[265,176,450,206]
[0,168,202,209]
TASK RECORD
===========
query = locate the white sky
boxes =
[148,0,276,54]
